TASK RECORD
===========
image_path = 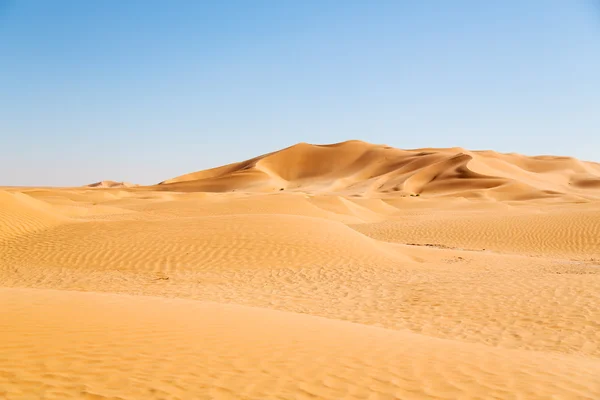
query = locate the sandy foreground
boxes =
[1,141,600,399]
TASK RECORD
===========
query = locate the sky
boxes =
[1,0,599,186]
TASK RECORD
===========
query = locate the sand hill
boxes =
[1,140,599,399]
[157,140,600,200]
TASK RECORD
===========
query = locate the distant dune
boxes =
[155,140,600,200]
[86,180,138,188]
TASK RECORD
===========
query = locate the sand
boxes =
[1,141,600,399]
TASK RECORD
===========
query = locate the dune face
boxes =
[1,141,600,399]
[157,140,600,200]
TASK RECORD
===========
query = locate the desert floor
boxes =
[1,143,600,399]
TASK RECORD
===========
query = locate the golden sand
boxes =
[1,141,599,399]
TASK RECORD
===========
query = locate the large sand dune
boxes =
[157,140,600,200]
[1,141,599,399]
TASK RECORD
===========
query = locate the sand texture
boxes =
[1,141,600,399]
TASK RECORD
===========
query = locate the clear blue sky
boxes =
[1,0,599,186]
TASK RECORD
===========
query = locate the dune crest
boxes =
[156,140,600,200]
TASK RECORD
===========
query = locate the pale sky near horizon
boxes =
[1,0,599,186]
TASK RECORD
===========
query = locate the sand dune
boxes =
[0,190,68,241]
[1,140,600,399]
[156,140,600,200]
